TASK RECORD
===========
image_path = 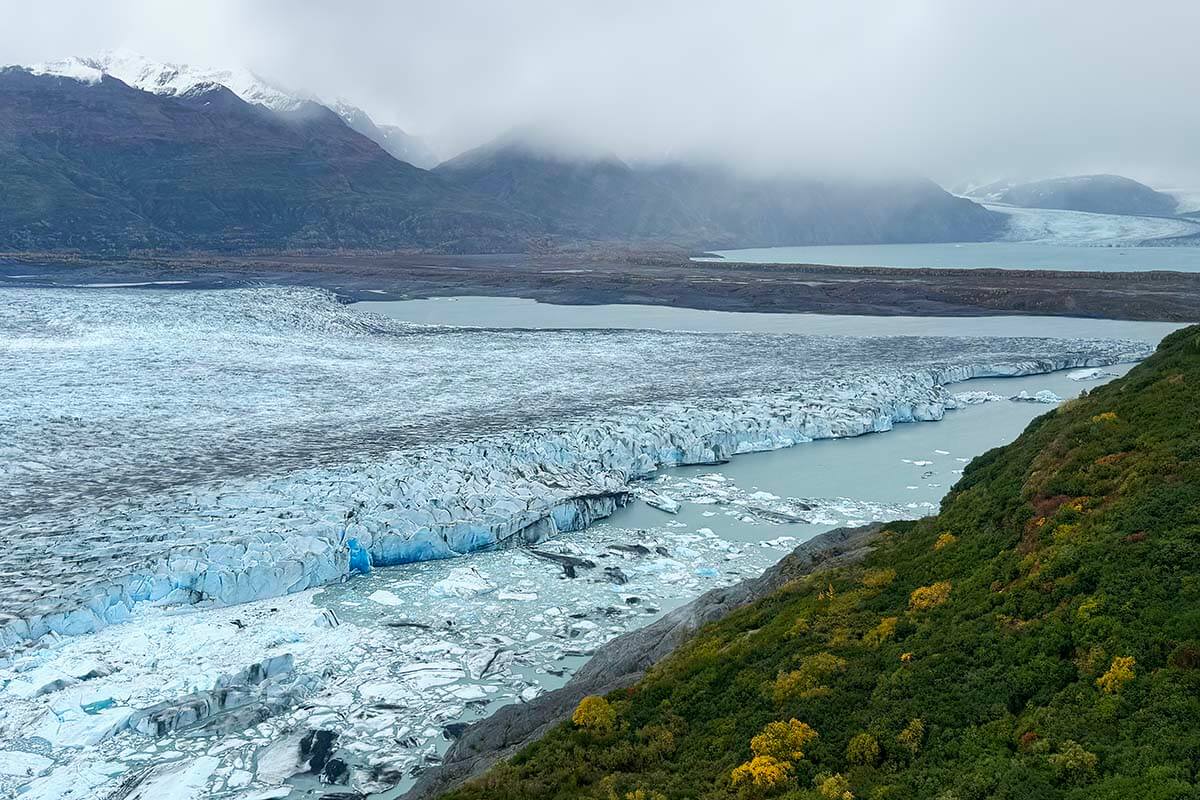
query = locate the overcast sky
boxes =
[4,0,1198,186]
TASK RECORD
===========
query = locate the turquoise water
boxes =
[695,242,1200,271]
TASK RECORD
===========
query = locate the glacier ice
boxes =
[0,286,1151,650]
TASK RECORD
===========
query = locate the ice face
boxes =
[0,287,1150,648]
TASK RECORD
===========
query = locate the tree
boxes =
[1095,656,1135,694]
[730,755,792,790]
[817,772,855,799]
[751,719,819,762]
[573,695,616,733]
[933,533,958,551]
[847,732,881,766]
[1048,740,1098,785]
[896,719,924,756]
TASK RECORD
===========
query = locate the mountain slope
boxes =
[0,69,533,251]
[438,141,1003,247]
[990,175,1180,217]
[437,326,1200,800]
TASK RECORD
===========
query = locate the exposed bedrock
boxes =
[402,522,887,800]
[1,352,1141,651]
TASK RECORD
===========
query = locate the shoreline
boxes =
[5,251,1200,321]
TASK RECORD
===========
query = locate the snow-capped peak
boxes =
[78,49,307,112]
[12,50,438,167]
[25,56,104,85]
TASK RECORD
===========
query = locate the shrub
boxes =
[1095,656,1135,694]
[817,772,855,799]
[847,732,881,766]
[731,755,792,790]
[909,581,952,611]
[573,695,616,733]
[896,719,924,755]
[1048,740,1098,785]
[933,533,957,551]
[772,652,847,703]
[864,617,898,646]
[751,719,819,762]
[862,568,897,589]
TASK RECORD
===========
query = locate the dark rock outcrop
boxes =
[401,522,885,799]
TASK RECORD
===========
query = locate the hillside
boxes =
[437,142,1003,247]
[436,326,1200,800]
[991,175,1180,217]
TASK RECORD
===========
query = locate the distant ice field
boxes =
[697,204,1200,270]
[0,287,1150,645]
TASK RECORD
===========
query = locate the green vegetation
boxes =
[441,326,1200,800]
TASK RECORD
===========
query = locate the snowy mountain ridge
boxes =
[15,49,438,166]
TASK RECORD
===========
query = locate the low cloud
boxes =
[4,0,1198,186]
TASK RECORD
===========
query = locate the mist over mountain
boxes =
[439,139,1000,247]
[975,175,1181,217]
[0,65,1002,254]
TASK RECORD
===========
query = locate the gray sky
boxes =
[4,0,1198,186]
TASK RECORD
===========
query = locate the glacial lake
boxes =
[694,241,1200,271]
[357,294,1183,343]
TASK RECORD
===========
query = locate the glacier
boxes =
[0,286,1151,651]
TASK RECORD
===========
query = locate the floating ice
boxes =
[1069,367,1118,381]
[1011,389,1064,403]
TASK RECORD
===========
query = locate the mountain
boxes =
[974,174,1180,217]
[28,51,438,167]
[0,64,1001,253]
[0,68,533,252]
[330,100,438,168]
[430,325,1200,800]
[437,140,1003,247]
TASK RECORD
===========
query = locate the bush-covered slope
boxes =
[441,326,1200,800]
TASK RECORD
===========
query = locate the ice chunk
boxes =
[430,567,495,599]
[1069,367,1117,381]
[1011,389,1063,404]
[368,590,403,606]
[0,750,53,777]
[642,492,681,514]
[123,756,220,800]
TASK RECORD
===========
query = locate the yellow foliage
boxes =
[896,718,924,755]
[817,772,855,799]
[861,568,896,589]
[899,652,913,663]
[1076,596,1102,621]
[730,755,792,790]
[933,532,957,551]
[1096,655,1136,694]
[772,652,847,704]
[750,719,818,762]
[864,616,898,646]
[572,695,616,733]
[909,581,952,611]
[1091,411,1119,423]
[624,791,666,800]
[846,732,881,766]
